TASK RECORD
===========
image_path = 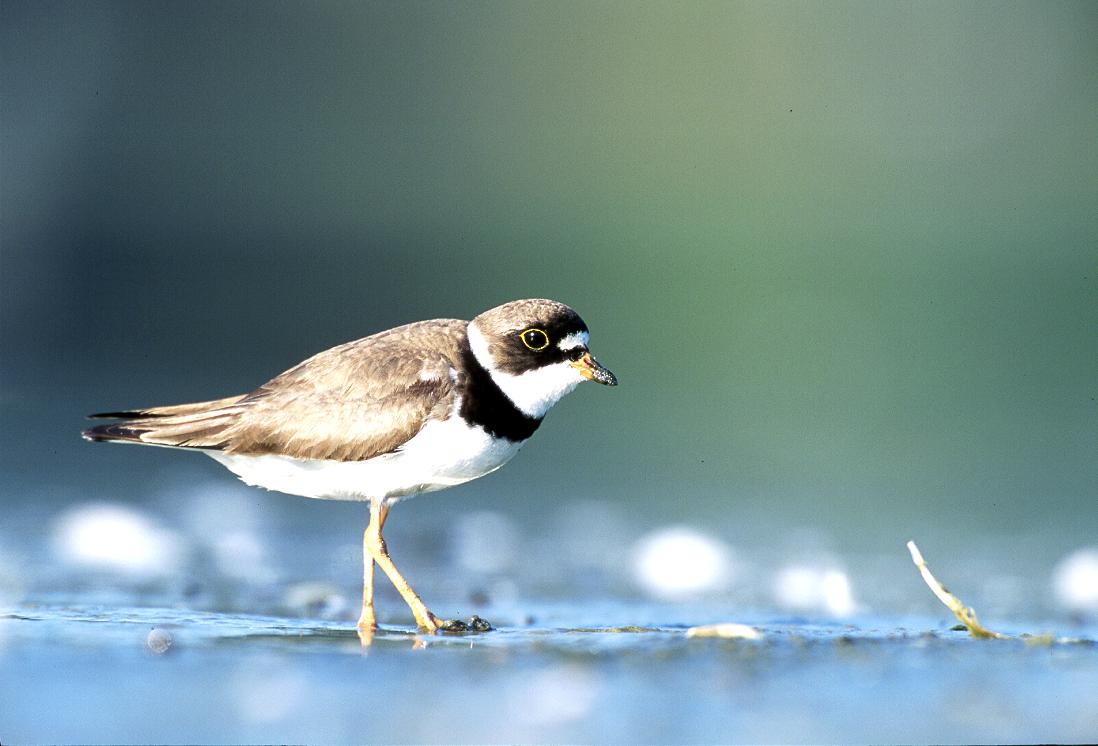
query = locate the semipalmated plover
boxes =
[84,298,617,640]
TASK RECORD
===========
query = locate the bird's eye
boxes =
[520,328,550,351]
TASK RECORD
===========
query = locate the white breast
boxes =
[208,415,524,502]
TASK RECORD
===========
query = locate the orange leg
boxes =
[357,502,443,642]
[356,503,387,643]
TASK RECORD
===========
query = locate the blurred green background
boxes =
[3,1,1096,571]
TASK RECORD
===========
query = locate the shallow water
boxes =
[3,489,1096,742]
[2,600,1096,744]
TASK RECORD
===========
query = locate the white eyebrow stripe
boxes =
[557,331,589,351]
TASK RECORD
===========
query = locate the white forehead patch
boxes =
[468,322,587,419]
[557,330,589,351]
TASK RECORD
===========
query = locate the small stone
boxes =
[467,615,493,632]
[685,623,761,640]
[146,627,173,654]
[438,619,468,633]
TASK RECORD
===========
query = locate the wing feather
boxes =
[83,319,468,461]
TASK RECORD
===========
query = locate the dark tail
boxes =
[82,395,246,449]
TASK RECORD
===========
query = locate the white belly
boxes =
[208,416,524,502]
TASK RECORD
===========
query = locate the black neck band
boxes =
[458,341,542,442]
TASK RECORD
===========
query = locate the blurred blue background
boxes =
[2,1,1097,620]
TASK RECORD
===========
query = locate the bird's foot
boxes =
[356,619,378,646]
[356,606,379,645]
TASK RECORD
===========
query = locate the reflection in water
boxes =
[230,654,310,725]
[1,603,1095,743]
[503,663,602,728]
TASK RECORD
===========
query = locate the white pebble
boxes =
[686,622,761,639]
[1052,547,1098,614]
[632,526,734,598]
[52,502,184,577]
[146,627,173,654]
[774,565,857,617]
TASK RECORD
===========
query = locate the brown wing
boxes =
[83,319,469,461]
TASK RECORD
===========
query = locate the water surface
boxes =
[3,600,1095,743]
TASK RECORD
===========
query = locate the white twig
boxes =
[907,540,1007,639]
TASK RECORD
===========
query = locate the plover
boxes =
[83,298,617,640]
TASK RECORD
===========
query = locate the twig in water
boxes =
[906,540,1008,639]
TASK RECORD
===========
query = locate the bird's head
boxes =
[468,298,617,418]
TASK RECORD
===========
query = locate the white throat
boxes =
[468,322,586,419]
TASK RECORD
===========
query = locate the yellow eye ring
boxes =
[520,328,550,351]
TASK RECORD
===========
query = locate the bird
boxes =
[83,298,617,642]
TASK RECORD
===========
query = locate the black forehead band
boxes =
[529,310,587,339]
